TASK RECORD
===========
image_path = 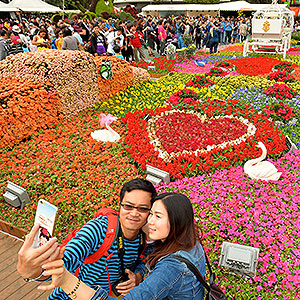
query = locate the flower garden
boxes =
[0,46,300,298]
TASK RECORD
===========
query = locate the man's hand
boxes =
[116,269,142,296]
[38,247,65,291]
[17,224,60,279]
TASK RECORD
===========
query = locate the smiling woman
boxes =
[38,193,207,300]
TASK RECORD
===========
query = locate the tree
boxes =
[44,0,106,12]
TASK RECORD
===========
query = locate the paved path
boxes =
[0,231,51,300]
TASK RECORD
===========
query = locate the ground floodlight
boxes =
[146,165,170,186]
[147,65,156,71]
[3,181,30,209]
[219,242,259,278]
[286,136,297,152]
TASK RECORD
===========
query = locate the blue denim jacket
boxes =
[91,242,206,300]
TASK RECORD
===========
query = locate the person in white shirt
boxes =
[107,27,124,55]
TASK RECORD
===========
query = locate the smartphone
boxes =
[32,199,58,248]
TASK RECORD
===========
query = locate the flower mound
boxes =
[156,150,300,298]
[167,88,199,108]
[0,50,99,116]
[267,70,295,83]
[124,99,286,178]
[263,102,295,124]
[264,83,296,100]
[95,56,134,101]
[0,78,61,148]
[186,75,215,89]
[132,67,150,86]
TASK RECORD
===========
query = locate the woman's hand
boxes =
[116,269,141,296]
[38,247,66,291]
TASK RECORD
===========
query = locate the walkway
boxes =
[0,231,51,300]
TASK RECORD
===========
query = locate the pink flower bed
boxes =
[174,56,239,75]
[157,150,300,298]
[175,58,214,74]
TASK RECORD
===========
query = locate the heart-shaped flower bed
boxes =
[123,98,286,179]
[147,110,256,161]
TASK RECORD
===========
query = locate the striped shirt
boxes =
[48,216,144,300]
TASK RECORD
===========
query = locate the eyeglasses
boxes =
[120,203,151,214]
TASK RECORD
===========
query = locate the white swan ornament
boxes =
[244,142,282,181]
[91,113,120,143]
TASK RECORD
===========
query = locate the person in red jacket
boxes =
[130,24,146,62]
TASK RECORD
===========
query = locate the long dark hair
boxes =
[147,192,200,268]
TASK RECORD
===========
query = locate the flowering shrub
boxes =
[273,61,295,73]
[124,98,286,178]
[0,50,99,116]
[267,70,296,83]
[0,110,140,234]
[0,78,61,148]
[207,67,228,77]
[263,102,295,123]
[186,75,215,89]
[94,56,134,101]
[215,61,235,72]
[132,67,150,85]
[264,83,296,100]
[167,89,199,108]
[157,150,300,298]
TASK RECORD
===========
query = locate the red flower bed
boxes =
[123,99,286,179]
[131,57,177,74]
[226,57,283,76]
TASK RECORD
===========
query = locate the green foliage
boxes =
[95,0,114,16]
[84,11,97,20]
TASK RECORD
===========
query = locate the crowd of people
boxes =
[1,12,299,61]
[0,13,253,62]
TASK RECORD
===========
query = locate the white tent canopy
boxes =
[0,1,19,12]
[142,1,288,12]
[7,0,62,12]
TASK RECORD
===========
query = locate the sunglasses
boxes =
[120,203,151,214]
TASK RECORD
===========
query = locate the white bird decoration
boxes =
[91,113,120,143]
[244,142,282,181]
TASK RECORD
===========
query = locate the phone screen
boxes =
[33,199,58,248]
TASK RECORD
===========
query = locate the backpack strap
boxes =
[171,255,210,292]
[83,213,119,265]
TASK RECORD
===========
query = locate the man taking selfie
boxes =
[17,178,157,299]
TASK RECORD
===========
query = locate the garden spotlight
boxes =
[3,181,30,209]
[286,136,297,152]
[146,165,170,185]
[219,242,259,278]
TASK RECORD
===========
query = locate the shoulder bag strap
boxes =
[172,255,210,292]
